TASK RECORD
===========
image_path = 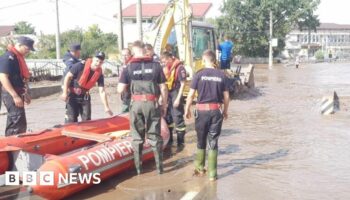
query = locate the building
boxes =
[285,23,350,59]
[117,3,212,47]
[0,25,15,38]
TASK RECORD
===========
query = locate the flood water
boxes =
[1,62,350,200]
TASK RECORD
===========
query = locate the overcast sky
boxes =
[0,0,349,34]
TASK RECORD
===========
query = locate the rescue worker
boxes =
[120,48,132,113]
[185,49,230,181]
[160,51,186,146]
[144,43,160,62]
[117,40,168,175]
[217,35,234,70]
[0,36,34,136]
[62,43,81,77]
[61,51,113,123]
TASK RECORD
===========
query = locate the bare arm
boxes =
[159,83,168,117]
[60,72,73,102]
[223,91,230,120]
[117,83,127,94]
[99,86,113,116]
[173,81,185,107]
[0,73,23,107]
[184,88,196,119]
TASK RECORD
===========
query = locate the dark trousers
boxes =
[195,110,223,150]
[165,89,186,132]
[220,59,231,69]
[65,95,91,123]
[2,92,27,136]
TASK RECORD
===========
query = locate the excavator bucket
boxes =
[240,64,255,88]
[225,64,255,98]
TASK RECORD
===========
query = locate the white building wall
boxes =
[285,29,350,58]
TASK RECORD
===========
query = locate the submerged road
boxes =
[1,62,350,200]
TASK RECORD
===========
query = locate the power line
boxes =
[0,0,37,10]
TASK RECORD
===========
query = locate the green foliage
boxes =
[33,24,118,59]
[216,0,320,57]
[14,21,36,35]
[314,50,324,60]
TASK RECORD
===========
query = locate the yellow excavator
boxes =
[143,0,254,97]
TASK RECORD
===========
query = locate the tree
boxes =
[32,24,118,59]
[14,21,36,35]
[218,0,320,57]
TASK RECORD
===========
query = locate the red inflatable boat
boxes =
[0,115,169,200]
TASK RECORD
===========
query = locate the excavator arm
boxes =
[144,0,194,77]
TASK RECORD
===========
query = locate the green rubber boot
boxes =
[194,149,206,176]
[208,150,218,181]
[133,144,143,175]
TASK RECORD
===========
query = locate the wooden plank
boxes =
[62,130,112,142]
[105,130,130,139]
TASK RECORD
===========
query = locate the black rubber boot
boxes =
[176,131,185,146]
[153,141,164,174]
[168,127,174,145]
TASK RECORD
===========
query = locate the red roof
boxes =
[0,26,14,37]
[122,3,212,18]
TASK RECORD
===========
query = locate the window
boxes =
[192,27,215,59]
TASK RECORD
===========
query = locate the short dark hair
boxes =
[132,40,145,49]
[202,49,216,63]
[161,51,173,59]
[144,43,153,51]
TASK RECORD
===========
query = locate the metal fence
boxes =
[26,59,121,81]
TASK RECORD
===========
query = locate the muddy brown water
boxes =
[1,63,350,200]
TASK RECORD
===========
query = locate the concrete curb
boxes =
[30,84,62,99]
[0,84,62,115]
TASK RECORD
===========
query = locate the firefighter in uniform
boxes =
[185,50,230,181]
[62,43,81,80]
[117,41,168,175]
[61,51,113,123]
[120,48,132,113]
[0,37,34,136]
[160,51,187,146]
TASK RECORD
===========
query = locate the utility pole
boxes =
[268,10,273,69]
[116,0,124,50]
[136,0,143,41]
[55,0,61,60]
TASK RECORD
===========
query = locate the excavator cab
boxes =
[166,21,216,74]
[191,21,217,72]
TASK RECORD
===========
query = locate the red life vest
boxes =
[78,58,102,90]
[7,45,30,79]
[164,58,182,90]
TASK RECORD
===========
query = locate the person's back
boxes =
[185,49,230,181]
[219,41,233,60]
[193,68,227,104]
[218,36,234,70]
[117,40,168,175]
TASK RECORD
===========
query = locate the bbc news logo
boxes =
[5,171,101,186]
